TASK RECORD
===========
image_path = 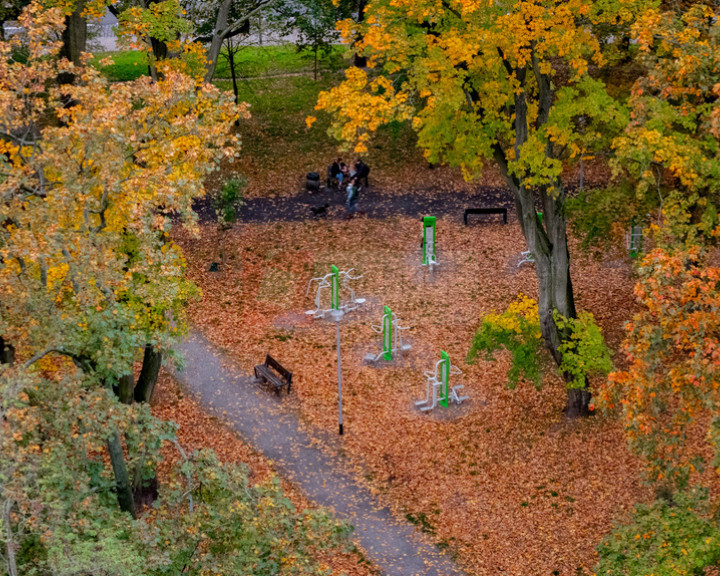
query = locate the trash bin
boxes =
[306,171,320,193]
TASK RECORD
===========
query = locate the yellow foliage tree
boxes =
[314,0,643,416]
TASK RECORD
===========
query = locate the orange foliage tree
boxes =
[600,245,720,492]
[312,0,645,416]
[594,2,720,493]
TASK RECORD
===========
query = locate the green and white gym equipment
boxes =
[305,265,366,319]
[627,224,643,258]
[422,216,437,267]
[518,212,543,267]
[415,351,469,412]
[364,305,411,364]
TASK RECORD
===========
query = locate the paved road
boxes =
[174,331,465,576]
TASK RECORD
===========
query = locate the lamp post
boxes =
[329,307,345,435]
[306,266,364,435]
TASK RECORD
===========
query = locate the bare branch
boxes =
[219,0,278,41]
[23,347,80,369]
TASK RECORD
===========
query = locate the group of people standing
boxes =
[329,158,370,219]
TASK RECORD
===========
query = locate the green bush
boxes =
[554,310,613,389]
[467,295,544,387]
[467,295,613,389]
[214,176,246,226]
[596,490,720,576]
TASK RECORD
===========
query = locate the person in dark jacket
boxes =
[353,159,370,187]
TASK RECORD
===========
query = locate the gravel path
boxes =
[174,331,465,576]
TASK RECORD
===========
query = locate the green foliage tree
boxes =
[275,0,348,79]
[0,368,351,576]
[570,1,720,253]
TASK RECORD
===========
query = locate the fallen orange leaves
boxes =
[172,215,649,576]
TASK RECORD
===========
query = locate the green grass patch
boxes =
[215,74,337,153]
[92,50,148,82]
[213,44,347,79]
[93,44,347,83]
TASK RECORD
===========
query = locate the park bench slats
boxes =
[464,207,508,225]
[254,354,292,395]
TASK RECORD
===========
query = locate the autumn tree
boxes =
[0,1,242,514]
[313,0,643,416]
[0,366,352,575]
[571,1,720,252]
[600,245,720,495]
[593,2,720,493]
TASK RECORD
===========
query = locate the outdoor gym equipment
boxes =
[627,224,643,258]
[364,305,411,364]
[422,216,437,267]
[305,265,366,319]
[415,351,469,412]
[306,265,366,435]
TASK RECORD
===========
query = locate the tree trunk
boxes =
[107,430,137,518]
[58,5,87,85]
[204,0,274,83]
[204,0,233,83]
[221,228,227,270]
[0,337,14,365]
[117,374,134,405]
[531,187,590,418]
[352,0,367,68]
[493,55,590,417]
[60,7,87,66]
[2,499,18,576]
[227,44,239,104]
[134,345,162,403]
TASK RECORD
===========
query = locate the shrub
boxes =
[554,310,613,390]
[468,295,612,389]
[596,490,720,576]
[467,295,544,388]
[213,176,246,227]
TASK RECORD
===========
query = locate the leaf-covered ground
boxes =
[172,213,650,576]
[151,370,380,576]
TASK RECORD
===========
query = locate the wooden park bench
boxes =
[254,355,292,395]
[464,207,508,225]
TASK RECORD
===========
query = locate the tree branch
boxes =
[219,0,277,41]
[23,347,84,369]
[440,0,462,19]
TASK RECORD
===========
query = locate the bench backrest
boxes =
[265,354,292,383]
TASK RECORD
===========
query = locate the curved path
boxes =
[174,330,465,576]
[194,185,517,224]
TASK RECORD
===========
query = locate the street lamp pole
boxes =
[306,266,364,436]
[328,307,345,435]
[336,316,343,435]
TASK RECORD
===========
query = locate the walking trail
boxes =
[174,330,465,576]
